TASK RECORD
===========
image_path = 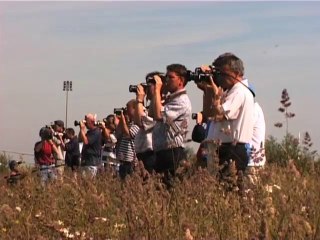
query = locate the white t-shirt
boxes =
[212,82,255,144]
[101,133,117,160]
[248,102,266,166]
[134,110,156,154]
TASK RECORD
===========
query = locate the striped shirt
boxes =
[116,122,140,162]
[153,89,192,151]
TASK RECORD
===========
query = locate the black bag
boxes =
[191,124,206,143]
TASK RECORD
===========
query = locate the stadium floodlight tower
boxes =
[63,81,73,128]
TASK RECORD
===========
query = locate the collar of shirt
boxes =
[164,88,187,103]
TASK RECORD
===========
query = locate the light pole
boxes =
[63,81,72,128]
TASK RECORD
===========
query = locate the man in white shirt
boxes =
[248,102,266,167]
[201,53,255,173]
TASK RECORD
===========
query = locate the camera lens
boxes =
[129,85,137,93]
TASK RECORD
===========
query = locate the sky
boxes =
[1,1,320,163]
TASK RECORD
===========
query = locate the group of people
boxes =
[30,52,266,187]
[33,64,191,187]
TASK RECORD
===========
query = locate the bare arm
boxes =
[100,122,112,140]
[119,112,130,138]
[79,121,88,145]
[153,75,163,121]
[134,84,146,127]
[49,140,60,155]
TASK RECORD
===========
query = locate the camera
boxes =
[188,66,221,86]
[129,83,149,93]
[94,120,105,127]
[188,67,214,83]
[191,113,198,120]
[114,107,126,115]
[146,73,166,84]
[45,124,53,129]
[74,120,86,127]
[53,132,64,138]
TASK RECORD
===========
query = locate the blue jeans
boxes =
[40,164,57,185]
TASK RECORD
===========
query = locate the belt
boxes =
[40,164,55,170]
[221,142,246,146]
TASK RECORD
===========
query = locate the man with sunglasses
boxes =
[199,53,255,174]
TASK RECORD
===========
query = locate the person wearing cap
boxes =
[34,127,60,185]
[6,160,25,184]
[198,53,255,175]
[52,120,65,182]
[78,113,102,178]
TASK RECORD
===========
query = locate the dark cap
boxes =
[9,160,17,171]
[39,127,47,137]
[54,120,65,128]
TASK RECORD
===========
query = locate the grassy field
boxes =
[1,151,320,240]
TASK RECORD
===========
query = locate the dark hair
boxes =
[106,114,115,124]
[212,53,244,77]
[145,71,163,82]
[65,128,75,136]
[166,63,188,86]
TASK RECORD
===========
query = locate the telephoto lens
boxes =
[146,73,166,84]
[191,113,198,120]
[129,85,138,93]
[129,83,149,93]
[74,120,86,126]
[94,120,104,127]
[114,108,125,115]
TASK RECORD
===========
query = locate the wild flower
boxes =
[94,217,107,222]
[35,212,42,218]
[274,88,295,135]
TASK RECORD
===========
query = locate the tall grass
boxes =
[1,152,320,239]
[1,88,320,239]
